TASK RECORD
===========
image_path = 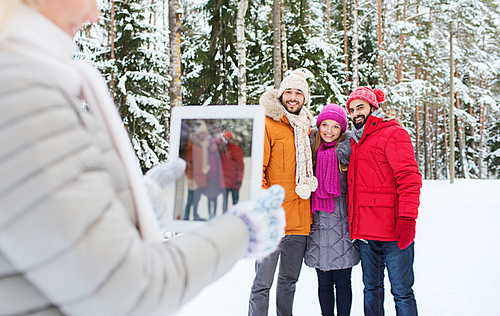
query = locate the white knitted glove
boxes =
[144,158,187,231]
[228,185,286,260]
[145,158,186,188]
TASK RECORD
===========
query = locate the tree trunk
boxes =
[148,0,156,50]
[236,0,248,106]
[426,71,437,179]
[327,0,331,43]
[423,88,429,179]
[478,78,488,179]
[280,0,288,75]
[273,0,282,89]
[478,79,487,179]
[169,0,182,107]
[470,76,477,168]
[449,23,455,182]
[343,0,349,90]
[441,73,449,179]
[478,102,485,179]
[378,0,383,83]
[352,0,359,89]
[415,67,420,170]
[110,0,115,98]
[455,70,468,179]
[396,0,407,83]
[432,95,438,179]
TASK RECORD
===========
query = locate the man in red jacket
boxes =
[346,86,422,316]
[219,131,245,212]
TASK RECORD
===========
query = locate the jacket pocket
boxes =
[276,141,286,173]
[356,193,397,238]
[357,193,395,206]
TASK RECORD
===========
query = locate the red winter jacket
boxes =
[219,142,244,189]
[348,115,422,241]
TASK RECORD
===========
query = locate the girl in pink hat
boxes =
[304,104,360,316]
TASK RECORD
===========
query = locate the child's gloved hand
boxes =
[228,185,286,260]
[335,131,352,166]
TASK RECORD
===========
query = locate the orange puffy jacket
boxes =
[260,89,313,236]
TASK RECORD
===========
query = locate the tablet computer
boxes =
[164,105,266,232]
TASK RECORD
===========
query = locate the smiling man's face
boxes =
[281,88,305,115]
[348,99,374,129]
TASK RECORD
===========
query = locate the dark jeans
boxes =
[207,197,218,218]
[248,235,307,316]
[222,187,239,213]
[316,268,353,316]
[183,188,203,220]
[359,240,417,316]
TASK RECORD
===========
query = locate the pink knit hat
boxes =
[346,86,386,112]
[316,103,348,132]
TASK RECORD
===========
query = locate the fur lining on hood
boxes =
[259,89,314,124]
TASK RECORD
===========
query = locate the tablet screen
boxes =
[165,105,265,232]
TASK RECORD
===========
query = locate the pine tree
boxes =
[76,0,170,172]
[76,0,500,179]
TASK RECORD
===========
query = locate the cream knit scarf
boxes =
[284,110,318,199]
[1,5,164,242]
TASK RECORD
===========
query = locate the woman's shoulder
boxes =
[343,130,353,142]
[309,127,317,147]
[336,131,353,164]
[0,52,61,94]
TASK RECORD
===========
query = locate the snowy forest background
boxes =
[75,0,500,179]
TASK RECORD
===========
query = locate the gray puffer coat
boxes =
[0,39,248,316]
[304,131,360,271]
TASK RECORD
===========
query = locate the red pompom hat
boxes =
[221,131,233,141]
[346,86,386,112]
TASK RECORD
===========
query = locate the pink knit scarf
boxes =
[312,140,340,213]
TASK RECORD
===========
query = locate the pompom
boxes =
[373,88,386,103]
[295,183,312,199]
[289,69,307,79]
[306,176,318,192]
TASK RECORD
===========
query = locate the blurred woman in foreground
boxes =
[0,1,285,315]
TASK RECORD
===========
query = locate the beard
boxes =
[284,101,303,115]
[353,113,369,129]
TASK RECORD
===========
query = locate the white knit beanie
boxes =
[278,69,310,106]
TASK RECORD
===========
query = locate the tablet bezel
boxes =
[165,105,265,232]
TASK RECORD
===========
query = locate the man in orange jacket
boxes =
[248,70,317,316]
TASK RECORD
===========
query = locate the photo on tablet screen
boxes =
[165,105,265,232]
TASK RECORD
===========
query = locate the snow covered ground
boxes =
[175,179,500,316]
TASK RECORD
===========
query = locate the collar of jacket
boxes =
[358,115,400,143]
[259,89,314,124]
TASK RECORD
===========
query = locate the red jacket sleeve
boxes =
[385,127,422,219]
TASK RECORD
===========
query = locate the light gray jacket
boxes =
[304,131,360,271]
[0,52,248,316]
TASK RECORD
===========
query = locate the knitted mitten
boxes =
[394,217,416,250]
[145,158,187,189]
[144,158,187,231]
[336,131,353,166]
[229,185,286,260]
